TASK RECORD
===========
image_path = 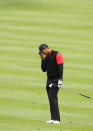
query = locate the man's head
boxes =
[38,44,50,55]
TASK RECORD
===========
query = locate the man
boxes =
[38,44,64,124]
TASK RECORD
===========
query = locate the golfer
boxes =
[38,44,64,124]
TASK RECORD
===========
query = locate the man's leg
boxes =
[46,78,60,122]
[46,87,55,120]
[48,87,60,121]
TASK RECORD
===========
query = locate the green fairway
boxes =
[0,0,93,131]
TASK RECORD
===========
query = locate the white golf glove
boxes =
[58,80,63,88]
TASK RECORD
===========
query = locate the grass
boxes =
[0,0,93,131]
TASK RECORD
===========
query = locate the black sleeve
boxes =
[58,63,63,80]
[41,57,47,72]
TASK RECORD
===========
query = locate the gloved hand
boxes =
[58,80,63,88]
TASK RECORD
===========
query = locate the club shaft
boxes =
[52,84,90,99]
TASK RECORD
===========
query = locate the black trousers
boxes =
[46,78,60,121]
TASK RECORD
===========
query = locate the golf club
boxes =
[49,84,91,99]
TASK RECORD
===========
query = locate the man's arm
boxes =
[40,53,47,72]
[58,63,63,80]
[56,52,64,80]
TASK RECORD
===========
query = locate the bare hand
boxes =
[40,53,44,60]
